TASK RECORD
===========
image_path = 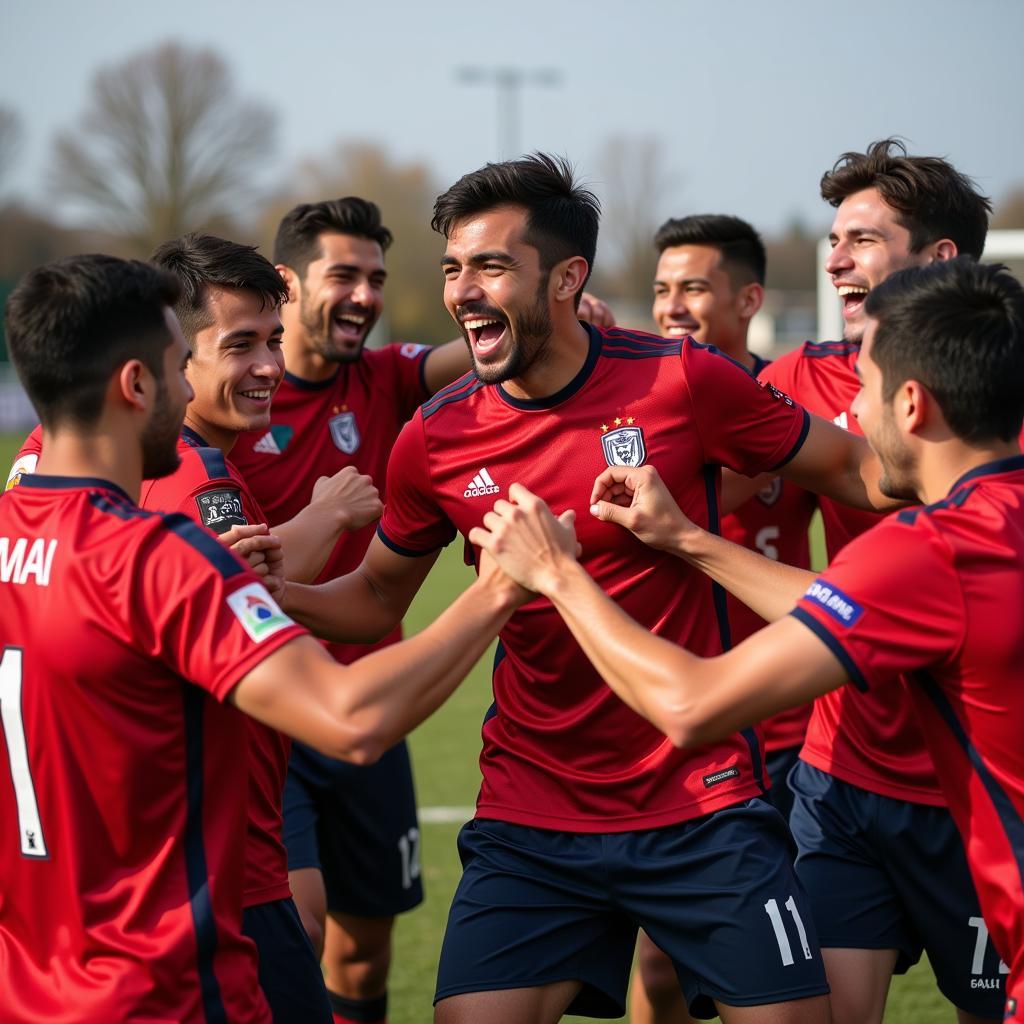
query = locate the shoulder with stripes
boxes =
[599,327,683,360]
[421,371,487,420]
[800,339,860,359]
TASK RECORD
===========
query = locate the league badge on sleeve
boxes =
[329,411,361,454]
[227,582,294,643]
[5,453,38,490]
[196,489,247,535]
[600,418,647,467]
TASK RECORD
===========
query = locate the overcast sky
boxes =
[3,0,1023,238]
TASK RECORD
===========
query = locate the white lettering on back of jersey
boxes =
[0,538,57,586]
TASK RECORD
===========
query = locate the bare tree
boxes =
[0,106,24,188]
[52,42,276,254]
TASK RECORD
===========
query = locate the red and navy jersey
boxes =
[761,341,943,804]
[10,426,295,908]
[379,324,809,831]
[0,475,304,1023]
[791,456,1024,998]
[232,343,431,666]
[721,354,817,754]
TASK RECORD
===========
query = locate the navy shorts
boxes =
[282,739,423,917]
[789,760,1006,1016]
[765,743,802,822]
[242,897,332,1023]
[436,801,828,1020]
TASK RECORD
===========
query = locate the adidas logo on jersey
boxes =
[253,431,280,454]
[464,468,500,498]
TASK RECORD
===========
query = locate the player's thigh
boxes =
[631,931,693,1024]
[316,741,423,918]
[434,980,582,1024]
[820,946,899,1024]
[242,897,332,1024]
[880,800,1006,1020]
[435,819,637,1020]
[621,800,829,1021]
[788,761,917,962]
[716,993,831,1024]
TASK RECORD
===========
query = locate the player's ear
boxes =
[551,256,590,306]
[276,264,300,303]
[737,282,764,319]
[115,359,152,413]
[929,239,958,263]
[899,380,928,435]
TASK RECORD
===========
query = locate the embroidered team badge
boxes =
[196,489,247,535]
[757,477,783,507]
[226,583,294,643]
[600,418,646,468]
[329,411,360,454]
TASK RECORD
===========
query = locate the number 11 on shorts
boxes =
[764,896,812,966]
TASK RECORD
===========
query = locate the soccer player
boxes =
[744,141,999,1024]
[0,253,523,1023]
[282,153,903,1024]
[472,257,1024,1024]
[633,215,819,1024]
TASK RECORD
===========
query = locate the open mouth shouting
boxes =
[459,308,509,359]
[331,305,372,344]
[836,283,870,321]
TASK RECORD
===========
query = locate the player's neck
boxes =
[918,438,1021,504]
[500,319,591,402]
[35,430,144,502]
[281,333,342,383]
[715,337,758,373]
[183,412,237,458]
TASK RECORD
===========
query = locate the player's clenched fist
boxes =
[589,464,697,552]
[312,465,383,532]
[470,483,579,595]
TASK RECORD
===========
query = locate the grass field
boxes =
[0,434,952,1022]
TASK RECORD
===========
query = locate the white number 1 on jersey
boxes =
[1,647,48,857]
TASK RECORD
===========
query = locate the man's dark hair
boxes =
[864,258,1024,444]
[273,197,393,279]
[654,214,766,285]
[431,153,601,301]
[5,254,180,429]
[821,138,991,259]
[151,233,288,346]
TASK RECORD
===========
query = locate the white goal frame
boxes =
[816,230,1024,342]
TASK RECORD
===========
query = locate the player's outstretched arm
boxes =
[422,338,473,395]
[590,465,814,623]
[273,466,383,584]
[282,533,440,644]
[232,558,523,763]
[472,484,846,748]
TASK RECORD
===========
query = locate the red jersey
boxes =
[761,341,944,804]
[722,355,817,753]
[0,475,304,1023]
[792,455,1024,1001]
[379,325,809,831]
[12,425,294,908]
[232,343,431,666]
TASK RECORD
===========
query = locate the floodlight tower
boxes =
[457,66,562,158]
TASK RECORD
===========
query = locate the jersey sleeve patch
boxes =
[226,582,295,643]
[400,342,427,359]
[6,453,38,490]
[803,578,864,627]
[195,489,247,534]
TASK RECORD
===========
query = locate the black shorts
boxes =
[282,740,423,917]
[436,801,828,1020]
[789,760,1006,1017]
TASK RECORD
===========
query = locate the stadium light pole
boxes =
[457,66,562,158]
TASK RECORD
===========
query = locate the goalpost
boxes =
[816,229,1024,341]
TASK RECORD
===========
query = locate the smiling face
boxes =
[185,286,284,445]
[441,204,554,385]
[652,244,754,356]
[292,232,386,364]
[825,188,930,343]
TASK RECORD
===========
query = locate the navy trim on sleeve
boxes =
[417,347,432,400]
[162,514,247,579]
[422,375,485,420]
[182,685,229,1024]
[802,340,860,359]
[790,607,869,691]
[767,408,811,472]
[897,484,976,526]
[18,475,132,502]
[194,446,230,481]
[374,523,445,558]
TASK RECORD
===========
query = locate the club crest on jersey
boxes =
[757,477,783,507]
[227,583,294,643]
[329,411,360,454]
[601,425,646,468]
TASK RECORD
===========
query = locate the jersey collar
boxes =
[495,322,603,411]
[283,368,341,391]
[180,425,210,448]
[15,474,133,503]
[947,453,1024,495]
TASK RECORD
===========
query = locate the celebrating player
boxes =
[0,253,524,1024]
[282,153,903,1023]
[748,141,1000,1024]
[633,214,818,1024]
[473,257,1024,1024]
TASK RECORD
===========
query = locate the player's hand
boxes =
[578,291,616,328]
[311,466,383,532]
[589,465,697,552]
[469,483,580,596]
[219,522,283,574]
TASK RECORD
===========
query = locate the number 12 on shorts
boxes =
[764,896,812,966]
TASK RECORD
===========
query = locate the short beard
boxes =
[470,277,553,385]
[299,294,372,365]
[140,377,183,480]
[873,413,919,501]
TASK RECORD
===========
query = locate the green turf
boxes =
[0,433,954,1022]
